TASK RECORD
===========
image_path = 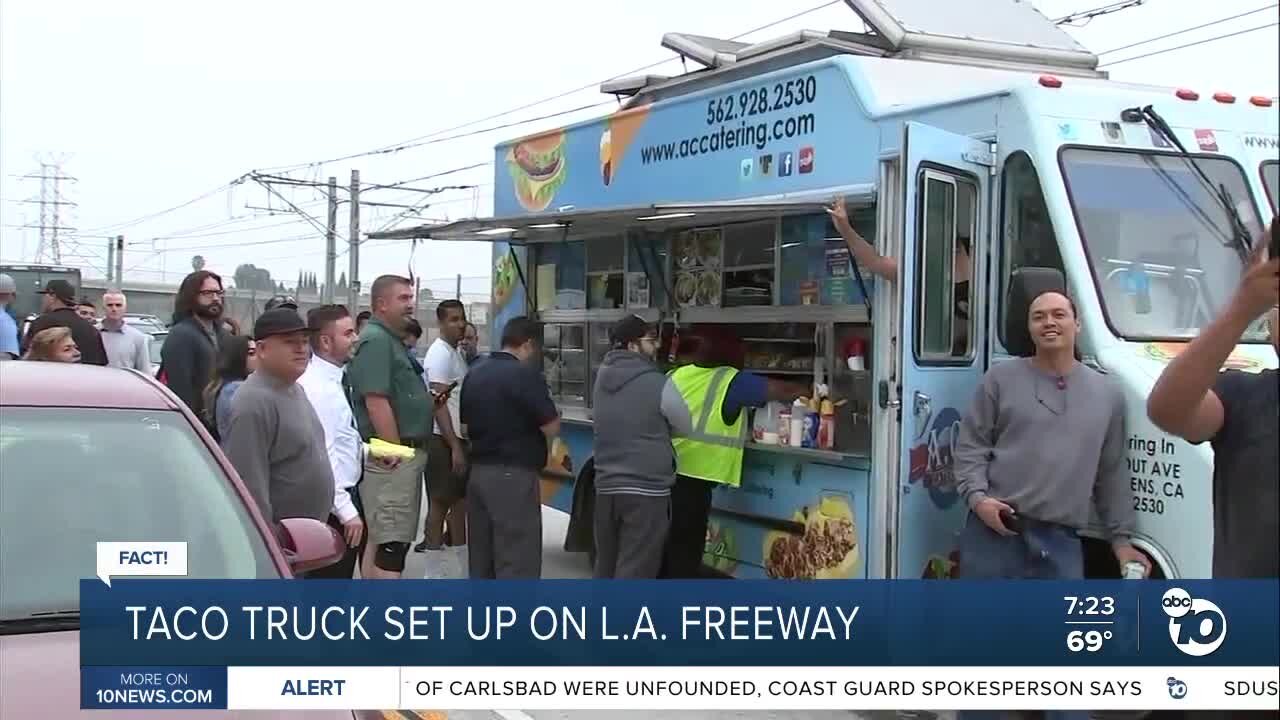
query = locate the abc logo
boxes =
[1167,677,1188,699]
[1162,588,1227,657]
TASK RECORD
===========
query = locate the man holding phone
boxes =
[1148,218,1279,578]
[415,299,471,578]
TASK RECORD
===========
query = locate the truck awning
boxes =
[366,183,875,244]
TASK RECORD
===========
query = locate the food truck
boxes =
[373,0,1279,580]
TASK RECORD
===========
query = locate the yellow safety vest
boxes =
[670,364,748,487]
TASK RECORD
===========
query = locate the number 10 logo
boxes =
[1162,587,1227,657]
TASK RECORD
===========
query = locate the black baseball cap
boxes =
[38,279,76,305]
[609,314,654,348]
[264,295,298,311]
[253,308,314,341]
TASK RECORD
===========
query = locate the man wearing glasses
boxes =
[161,270,229,418]
[591,315,693,578]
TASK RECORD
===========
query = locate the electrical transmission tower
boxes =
[12,158,88,267]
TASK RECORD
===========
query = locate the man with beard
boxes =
[953,291,1146,581]
[161,270,228,418]
[23,279,108,366]
[224,308,333,530]
[344,275,432,579]
[298,304,365,578]
[592,315,692,578]
[1148,225,1279,579]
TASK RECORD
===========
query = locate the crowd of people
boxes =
[0,218,1274,583]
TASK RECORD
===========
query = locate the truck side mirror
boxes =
[1005,267,1068,357]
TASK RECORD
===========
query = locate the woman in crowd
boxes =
[24,326,80,363]
[202,335,257,442]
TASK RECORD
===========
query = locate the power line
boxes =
[1097,3,1277,55]
[1100,22,1278,66]
[257,0,844,174]
[82,178,246,234]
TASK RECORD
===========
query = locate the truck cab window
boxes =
[998,152,1062,348]
[916,170,977,362]
[1262,160,1278,212]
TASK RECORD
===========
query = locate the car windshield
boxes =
[0,408,277,621]
[1263,161,1278,212]
[1060,148,1268,342]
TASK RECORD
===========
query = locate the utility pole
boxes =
[324,176,338,304]
[347,169,361,312]
[106,241,115,283]
[455,273,462,300]
[115,235,124,286]
[12,160,79,266]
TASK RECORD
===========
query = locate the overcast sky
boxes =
[2,0,1277,298]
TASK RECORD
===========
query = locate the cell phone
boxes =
[999,507,1024,535]
[430,380,459,398]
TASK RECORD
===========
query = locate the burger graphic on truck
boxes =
[506,130,567,211]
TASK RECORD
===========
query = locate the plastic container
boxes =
[818,399,836,450]
[789,399,807,447]
[760,431,780,445]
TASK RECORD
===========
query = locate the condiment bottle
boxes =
[803,397,821,448]
[818,399,836,450]
[777,404,792,446]
[789,399,807,447]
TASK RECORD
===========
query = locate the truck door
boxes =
[893,121,992,579]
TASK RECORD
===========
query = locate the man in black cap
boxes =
[23,279,108,365]
[591,315,692,578]
[222,308,335,531]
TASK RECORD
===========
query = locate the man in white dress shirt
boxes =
[297,304,364,578]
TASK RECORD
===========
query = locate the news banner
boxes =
[82,543,1279,712]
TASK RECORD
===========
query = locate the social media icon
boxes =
[1162,587,1227,657]
[799,146,815,174]
[1167,677,1188,700]
[779,152,794,177]
[758,154,773,176]
[740,158,754,180]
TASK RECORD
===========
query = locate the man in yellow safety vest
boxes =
[660,326,808,578]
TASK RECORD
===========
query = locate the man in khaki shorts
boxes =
[344,274,434,579]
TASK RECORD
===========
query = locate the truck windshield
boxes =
[1060,148,1268,342]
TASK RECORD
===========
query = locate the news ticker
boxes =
[81,666,1280,711]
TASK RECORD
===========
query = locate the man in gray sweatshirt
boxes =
[224,309,335,529]
[592,315,693,578]
[953,291,1145,580]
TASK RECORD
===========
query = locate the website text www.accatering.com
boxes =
[640,112,816,165]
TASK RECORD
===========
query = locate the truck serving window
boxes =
[915,169,977,363]
[1263,160,1278,212]
[998,152,1063,349]
[1060,147,1267,342]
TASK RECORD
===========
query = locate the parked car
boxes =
[124,313,168,333]
[0,362,352,719]
[147,331,167,377]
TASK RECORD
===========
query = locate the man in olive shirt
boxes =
[344,274,433,579]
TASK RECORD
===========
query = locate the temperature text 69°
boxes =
[1067,629,1113,652]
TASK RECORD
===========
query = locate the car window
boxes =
[149,333,167,366]
[0,408,278,621]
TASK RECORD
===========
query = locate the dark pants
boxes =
[659,474,714,579]
[305,486,365,580]
[468,464,542,579]
[593,493,671,579]
[957,511,1084,579]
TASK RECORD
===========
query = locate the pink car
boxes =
[0,362,358,719]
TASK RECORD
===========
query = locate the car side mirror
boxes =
[277,517,346,576]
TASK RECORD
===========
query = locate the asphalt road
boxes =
[399,508,953,720]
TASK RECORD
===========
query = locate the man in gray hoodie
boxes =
[592,315,693,578]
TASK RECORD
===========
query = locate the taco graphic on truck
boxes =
[507,130,567,211]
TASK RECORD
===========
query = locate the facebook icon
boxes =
[779,152,794,177]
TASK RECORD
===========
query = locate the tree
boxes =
[296,270,304,292]
[234,264,275,292]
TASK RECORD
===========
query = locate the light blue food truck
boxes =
[375,0,1279,580]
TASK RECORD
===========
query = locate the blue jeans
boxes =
[957,513,1086,720]
[957,511,1084,579]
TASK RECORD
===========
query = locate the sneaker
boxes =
[413,540,429,553]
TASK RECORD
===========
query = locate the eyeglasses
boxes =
[199,289,225,298]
